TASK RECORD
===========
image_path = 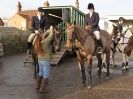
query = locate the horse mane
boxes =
[74,25,88,43]
[34,34,45,55]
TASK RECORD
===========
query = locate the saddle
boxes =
[85,26,103,53]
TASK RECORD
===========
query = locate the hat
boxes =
[118,17,126,21]
[37,7,43,12]
[88,3,94,9]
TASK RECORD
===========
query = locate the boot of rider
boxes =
[39,78,48,93]
[27,42,32,54]
[97,39,103,54]
[36,76,42,91]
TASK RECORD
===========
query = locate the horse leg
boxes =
[112,51,117,67]
[32,54,38,79]
[106,50,110,79]
[33,60,37,79]
[87,55,92,88]
[122,53,126,71]
[97,54,102,79]
[125,55,129,70]
[102,53,107,72]
[78,59,86,87]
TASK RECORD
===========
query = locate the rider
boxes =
[27,7,50,54]
[117,17,126,38]
[85,3,102,54]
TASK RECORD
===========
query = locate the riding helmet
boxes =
[118,17,126,21]
[88,3,95,9]
[37,7,43,12]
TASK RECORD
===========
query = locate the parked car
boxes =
[0,42,4,56]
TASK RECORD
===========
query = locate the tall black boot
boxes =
[27,42,32,54]
[97,40,103,54]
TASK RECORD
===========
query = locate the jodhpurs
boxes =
[93,31,100,40]
[28,33,36,42]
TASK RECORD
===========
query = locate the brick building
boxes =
[0,18,4,26]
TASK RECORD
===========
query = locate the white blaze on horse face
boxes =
[66,27,73,48]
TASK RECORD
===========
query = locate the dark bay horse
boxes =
[32,26,62,78]
[66,24,112,87]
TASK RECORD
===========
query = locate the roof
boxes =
[0,18,4,25]
[17,10,37,21]
[107,15,133,20]
[41,5,85,17]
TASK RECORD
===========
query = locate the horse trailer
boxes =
[40,5,85,44]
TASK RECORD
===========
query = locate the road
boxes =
[0,53,133,99]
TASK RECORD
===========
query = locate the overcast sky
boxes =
[0,0,133,18]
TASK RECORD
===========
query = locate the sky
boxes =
[0,0,133,18]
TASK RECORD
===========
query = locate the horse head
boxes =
[66,23,88,49]
[52,25,62,52]
[66,23,76,48]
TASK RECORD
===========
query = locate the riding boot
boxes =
[27,42,32,54]
[36,76,42,91]
[39,78,48,93]
[97,40,103,54]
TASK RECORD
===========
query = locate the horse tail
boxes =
[34,34,45,55]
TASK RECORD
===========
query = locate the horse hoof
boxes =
[126,66,129,69]
[102,68,107,73]
[87,85,92,88]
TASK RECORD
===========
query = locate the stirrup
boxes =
[97,47,103,54]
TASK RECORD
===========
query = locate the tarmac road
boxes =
[0,53,133,99]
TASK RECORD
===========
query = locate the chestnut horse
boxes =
[66,24,112,87]
[32,26,62,78]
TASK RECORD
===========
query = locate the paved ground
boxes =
[0,53,133,99]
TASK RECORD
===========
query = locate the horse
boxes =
[111,26,133,71]
[66,24,112,87]
[32,26,62,78]
[99,20,119,70]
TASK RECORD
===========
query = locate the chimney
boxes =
[17,1,22,13]
[43,0,49,7]
[75,0,79,9]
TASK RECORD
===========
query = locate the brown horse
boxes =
[66,24,112,87]
[32,26,62,78]
[102,23,119,69]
